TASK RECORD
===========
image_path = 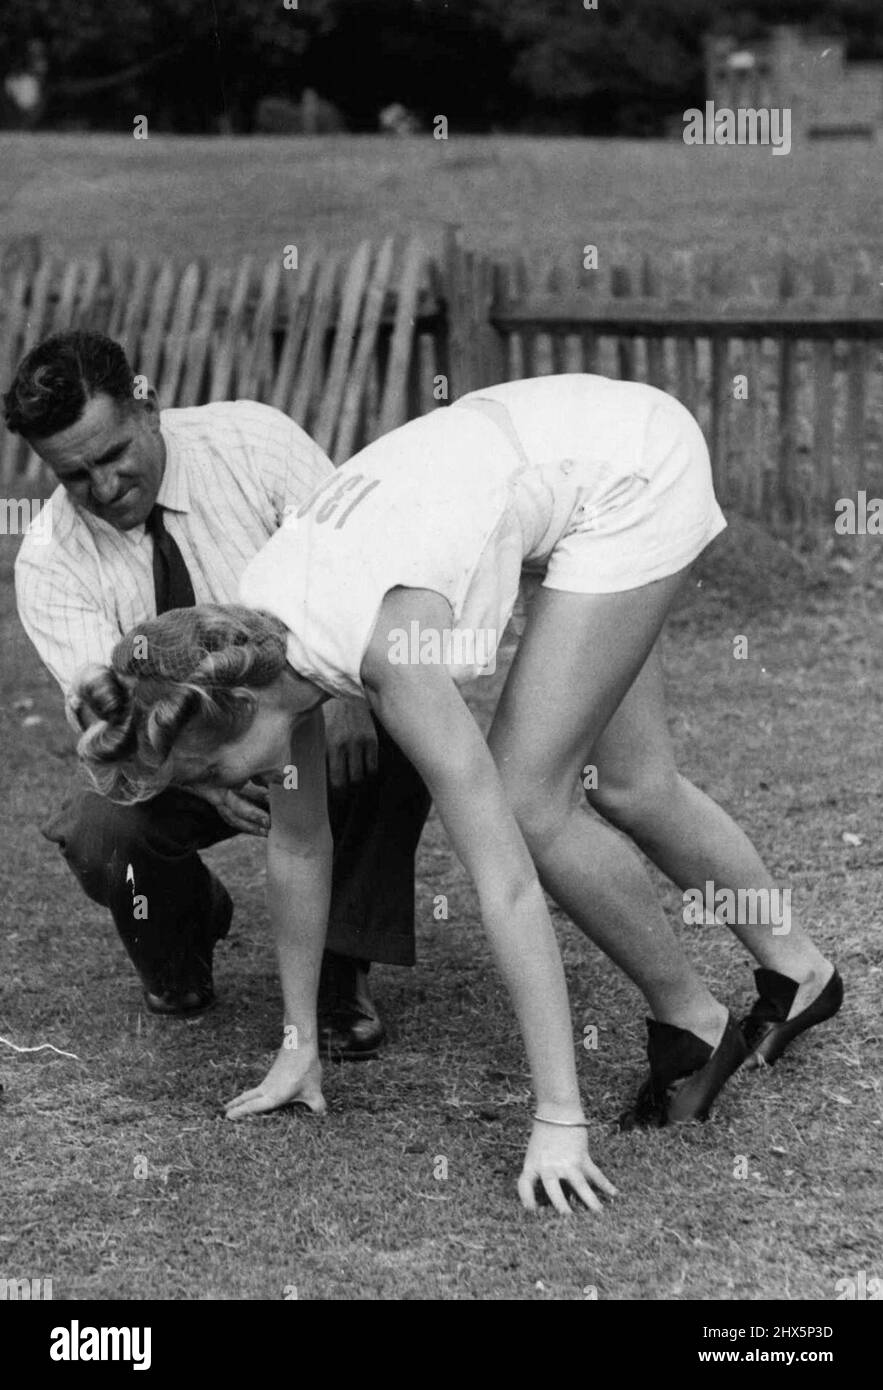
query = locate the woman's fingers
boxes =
[584,1159,618,1200]
[517,1170,539,1212]
[541,1174,573,1217]
[225,1089,276,1120]
[519,1163,617,1215]
[223,791,270,835]
[301,1089,327,1116]
[224,1086,263,1111]
[565,1172,604,1215]
[224,1085,327,1121]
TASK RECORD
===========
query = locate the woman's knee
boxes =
[588,763,681,838]
[505,778,574,859]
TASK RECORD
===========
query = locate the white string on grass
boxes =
[0,1035,80,1061]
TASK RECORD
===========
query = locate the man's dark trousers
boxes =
[42,717,431,992]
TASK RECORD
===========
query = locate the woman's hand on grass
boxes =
[518,1120,617,1215]
[224,1044,325,1120]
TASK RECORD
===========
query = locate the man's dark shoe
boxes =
[741,966,843,1066]
[318,952,385,1060]
[143,879,233,1017]
[619,1012,747,1130]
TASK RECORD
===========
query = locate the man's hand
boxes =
[190,781,271,837]
[323,699,378,789]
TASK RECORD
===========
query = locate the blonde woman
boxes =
[72,375,841,1214]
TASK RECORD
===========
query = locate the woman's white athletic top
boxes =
[239,375,724,698]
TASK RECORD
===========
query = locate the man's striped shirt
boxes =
[15,399,333,696]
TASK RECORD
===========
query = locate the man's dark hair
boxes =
[3,331,136,439]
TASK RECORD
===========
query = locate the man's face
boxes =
[31,391,165,530]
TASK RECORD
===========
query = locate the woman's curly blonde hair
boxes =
[69,604,289,803]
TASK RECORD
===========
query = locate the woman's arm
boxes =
[362,590,616,1213]
[225,706,332,1119]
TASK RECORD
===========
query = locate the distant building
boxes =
[704,25,883,139]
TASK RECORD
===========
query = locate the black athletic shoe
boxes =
[318,953,386,1060]
[619,1012,747,1130]
[741,967,843,1066]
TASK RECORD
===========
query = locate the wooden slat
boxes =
[157,261,202,405]
[513,255,534,378]
[11,256,58,479]
[117,257,154,359]
[742,275,766,517]
[417,331,438,416]
[776,256,800,526]
[443,225,473,395]
[0,265,30,389]
[138,260,178,393]
[485,261,506,384]
[546,262,566,374]
[364,343,382,444]
[269,251,319,415]
[610,265,634,380]
[378,238,426,435]
[50,259,83,333]
[314,240,372,454]
[179,263,226,407]
[491,299,883,336]
[209,256,254,401]
[20,255,56,353]
[106,254,135,341]
[290,253,339,429]
[0,265,30,483]
[811,253,837,522]
[670,251,697,415]
[238,258,284,401]
[73,257,104,331]
[708,255,731,504]
[426,253,452,392]
[641,254,666,390]
[841,254,872,509]
[334,237,395,462]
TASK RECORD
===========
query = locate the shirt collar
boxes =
[155,420,191,514]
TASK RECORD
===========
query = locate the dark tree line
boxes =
[3,0,883,134]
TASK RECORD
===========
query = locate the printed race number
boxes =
[296,473,380,529]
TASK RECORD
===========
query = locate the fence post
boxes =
[610,262,634,381]
[842,252,872,514]
[810,252,837,535]
[776,255,800,531]
[641,253,666,391]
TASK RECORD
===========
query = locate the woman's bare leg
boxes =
[586,645,834,1020]
[488,570,728,1049]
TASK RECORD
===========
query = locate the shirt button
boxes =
[560,459,575,475]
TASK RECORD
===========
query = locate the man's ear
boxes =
[141,386,162,431]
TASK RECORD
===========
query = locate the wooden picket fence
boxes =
[2,226,882,542]
[444,234,883,539]
[0,235,442,486]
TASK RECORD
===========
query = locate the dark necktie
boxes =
[146,505,196,614]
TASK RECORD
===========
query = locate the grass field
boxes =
[3,133,883,269]
[1,530,881,1301]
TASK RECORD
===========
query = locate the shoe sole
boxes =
[144,991,216,1017]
